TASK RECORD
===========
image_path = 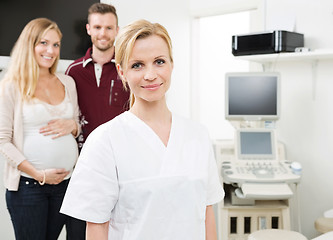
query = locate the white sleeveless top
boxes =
[21,89,78,179]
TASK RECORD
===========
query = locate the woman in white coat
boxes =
[60,19,224,240]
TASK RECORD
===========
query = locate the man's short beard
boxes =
[96,45,112,52]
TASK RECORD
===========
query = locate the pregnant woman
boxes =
[0,18,80,240]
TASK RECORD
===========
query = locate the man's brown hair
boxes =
[88,3,118,25]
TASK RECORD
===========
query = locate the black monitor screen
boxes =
[0,0,95,60]
[225,72,280,121]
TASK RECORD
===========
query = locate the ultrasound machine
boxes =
[214,72,303,240]
[214,72,302,201]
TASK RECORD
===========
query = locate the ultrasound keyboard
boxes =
[221,160,301,184]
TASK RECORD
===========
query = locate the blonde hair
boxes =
[2,18,62,101]
[115,19,173,107]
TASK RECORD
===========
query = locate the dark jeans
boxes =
[66,216,86,240]
[6,176,75,240]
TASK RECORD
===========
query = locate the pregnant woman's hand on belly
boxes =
[44,168,70,184]
[39,119,78,139]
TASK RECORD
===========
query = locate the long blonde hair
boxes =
[2,18,62,101]
[115,19,173,108]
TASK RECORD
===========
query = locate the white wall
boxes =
[194,1,333,238]
[265,0,333,238]
[192,0,333,239]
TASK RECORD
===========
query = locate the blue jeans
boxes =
[6,176,69,240]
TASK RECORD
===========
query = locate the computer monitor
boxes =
[236,128,277,160]
[225,72,280,121]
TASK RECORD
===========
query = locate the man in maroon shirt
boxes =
[66,3,129,151]
[64,3,129,239]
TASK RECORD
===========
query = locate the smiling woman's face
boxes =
[118,34,173,105]
[34,29,61,70]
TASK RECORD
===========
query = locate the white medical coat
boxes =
[61,111,224,240]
